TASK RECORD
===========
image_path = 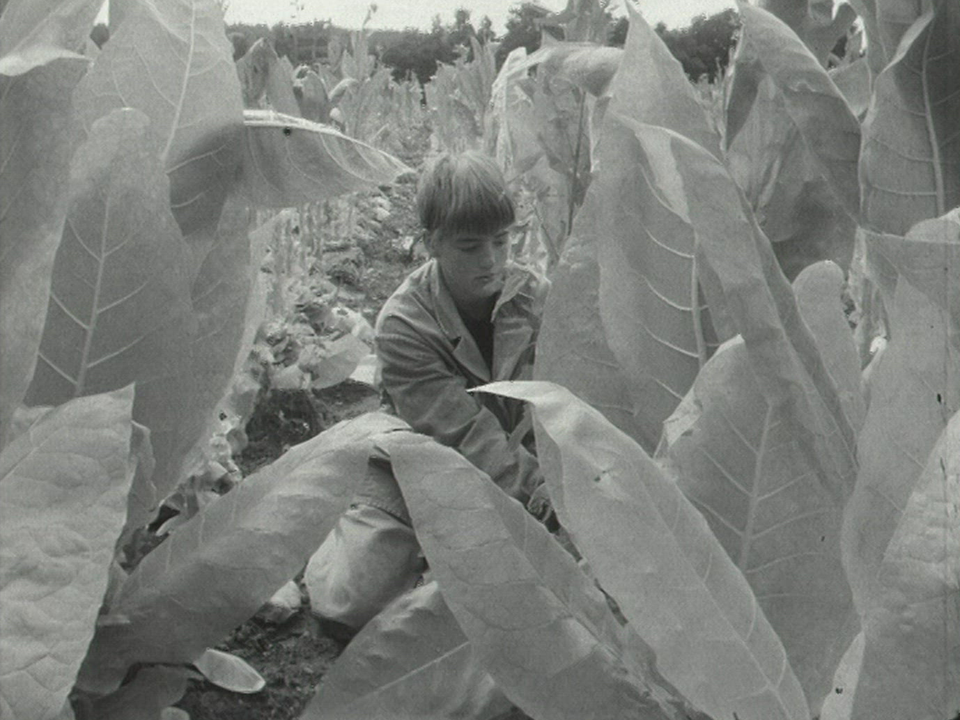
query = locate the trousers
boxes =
[305,501,426,630]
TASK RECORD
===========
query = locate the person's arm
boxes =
[376,316,541,503]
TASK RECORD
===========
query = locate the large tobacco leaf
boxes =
[484,381,809,720]
[819,631,865,720]
[607,2,720,159]
[239,110,410,208]
[842,271,960,610]
[0,0,102,75]
[792,262,866,433]
[86,666,189,720]
[533,5,727,452]
[177,197,259,480]
[628,123,857,499]
[384,432,703,720]
[755,0,857,63]
[828,57,871,119]
[869,210,960,351]
[845,0,923,80]
[304,582,511,719]
[868,0,927,76]
[594,115,722,451]
[726,5,860,276]
[77,413,407,695]
[72,0,244,245]
[24,108,199,503]
[658,268,859,714]
[848,411,960,720]
[0,58,85,447]
[0,386,137,720]
[724,67,856,280]
[533,204,646,445]
[859,2,960,235]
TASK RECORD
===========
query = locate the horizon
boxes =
[220,0,738,33]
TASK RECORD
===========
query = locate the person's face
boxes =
[430,225,510,314]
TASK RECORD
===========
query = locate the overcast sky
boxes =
[222,0,737,32]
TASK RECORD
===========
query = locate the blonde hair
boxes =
[416,151,515,238]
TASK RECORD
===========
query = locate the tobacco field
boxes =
[0,0,957,719]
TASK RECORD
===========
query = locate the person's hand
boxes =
[526,482,558,532]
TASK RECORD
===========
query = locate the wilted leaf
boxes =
[0,386,136,720]
[850,412,960,720]
[240,110,409,207]
[305,582,511,719]
[86,666,190,720]
[193,649,265,694]
[517,42,622,98]
[73,0,245,243]
[77,413,407,694]
[490,47,541,172]
[295,69,332,123]
[0,0,101,75]
[483,381,810,720]
[236,37,272,107]
[860,2,960,234]
[737,3,861,221]
[384,432,704,720]
[842,278,960,610]
[307,335,371,391]
[24,108,199,503]
[0,58,85,447]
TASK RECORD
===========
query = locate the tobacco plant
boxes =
[0,0,407,717]
[298,2,958,720]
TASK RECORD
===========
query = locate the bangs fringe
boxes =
[417,152,515,236]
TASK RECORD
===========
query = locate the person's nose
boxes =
[477,240,497,269]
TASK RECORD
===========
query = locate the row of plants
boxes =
[0,0,410,716]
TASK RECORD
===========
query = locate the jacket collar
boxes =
[426,259,537,384]
[427,260,492,381]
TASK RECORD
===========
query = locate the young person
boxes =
[306,151,551,634]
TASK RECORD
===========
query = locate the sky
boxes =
[221,0,737,32]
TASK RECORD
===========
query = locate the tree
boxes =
[380,29,457,85]
[654,9,740,82]
[496,3,562,68]
[607,15,628,46]
[478,15,495,44]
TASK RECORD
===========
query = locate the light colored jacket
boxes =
[355,259,549,521]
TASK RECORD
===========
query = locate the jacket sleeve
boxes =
[375,315,541,503]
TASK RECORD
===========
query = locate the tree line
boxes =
[90,5,741,85]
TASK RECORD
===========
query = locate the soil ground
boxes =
[176,133,429,720]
